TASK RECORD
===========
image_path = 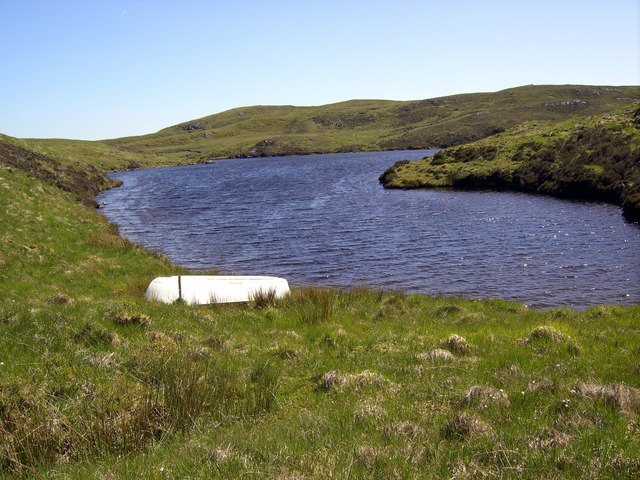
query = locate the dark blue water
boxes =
[98,150,640,309]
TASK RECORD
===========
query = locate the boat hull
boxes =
[144,275,290,305]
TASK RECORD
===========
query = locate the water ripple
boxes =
[98,150,640,310]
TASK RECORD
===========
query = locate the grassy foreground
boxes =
[1,147,640,478]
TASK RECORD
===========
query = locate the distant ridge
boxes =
[102,84,640,164]
[4,84,639,173]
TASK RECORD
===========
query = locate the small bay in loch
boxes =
[98,150,640,309]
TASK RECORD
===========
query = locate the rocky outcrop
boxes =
[544,99,588,110]
[179,121,206,131]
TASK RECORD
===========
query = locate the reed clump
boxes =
[574,382,640,413]
[416,348,455,362]
[441,412,494,440]
[525,325,567,344]
[289,287,336,324]
[462,385,510,408]
[251,288,279,309]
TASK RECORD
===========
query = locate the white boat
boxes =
[144,275,290,305]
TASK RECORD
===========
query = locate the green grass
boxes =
[103,85,640,164]
[23,85,640,170]
[4,84,638,172]
[1,161,640,479]
[380,103,640,220]
[0,134,159,172]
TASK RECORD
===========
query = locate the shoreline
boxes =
[379,105,640,222]
[96,153,639,312]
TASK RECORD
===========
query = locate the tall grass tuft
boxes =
[74,322,118,347]
[0,395,63,474]
[0,349,278,475]
[251,288,278,309]
[246,361,279,413]
[108,301,150,327]
[289,287,336,324]
[341,286,385,307]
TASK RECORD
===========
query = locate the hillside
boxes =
[5,85,638,172]
[1,145,640,478]
[0,134,163,173]
[0,135,117,206]
[102,85,640,164]
[380,104,640,221]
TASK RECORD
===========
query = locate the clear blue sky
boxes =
[1,0,638,140]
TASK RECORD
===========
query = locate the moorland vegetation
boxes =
[1,84,639,478]
[380,104,640,221]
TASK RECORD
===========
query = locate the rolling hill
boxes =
[101,84,640,165]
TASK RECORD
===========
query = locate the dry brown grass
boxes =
[74,322,120,348]
[416,348,456,362]
[443,334,471,355]
[441,412,494,440]
[574,382,640,413]
[526,379,558,394]
[525,428,572,451]
[315,370,342,391]
[462,385,510,408]
[206,335,229,350]
[383,420,424,439]
[82,352,118,368]
[315,370,388,392]
[49,293,72,305]
[355,445,390,469]
[108,302,150,327]
[354,400,386,422]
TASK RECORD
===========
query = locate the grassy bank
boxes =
[380,104,640,221]
[1,134,640,478]
[0,134,161,173]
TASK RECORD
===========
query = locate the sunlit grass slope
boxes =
[104,85,640,164]
[1,146,639,478]
[4,85,638,171]
[380,103,640,221]
[0,134,160,173]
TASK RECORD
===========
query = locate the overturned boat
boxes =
[144,275,290,305]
